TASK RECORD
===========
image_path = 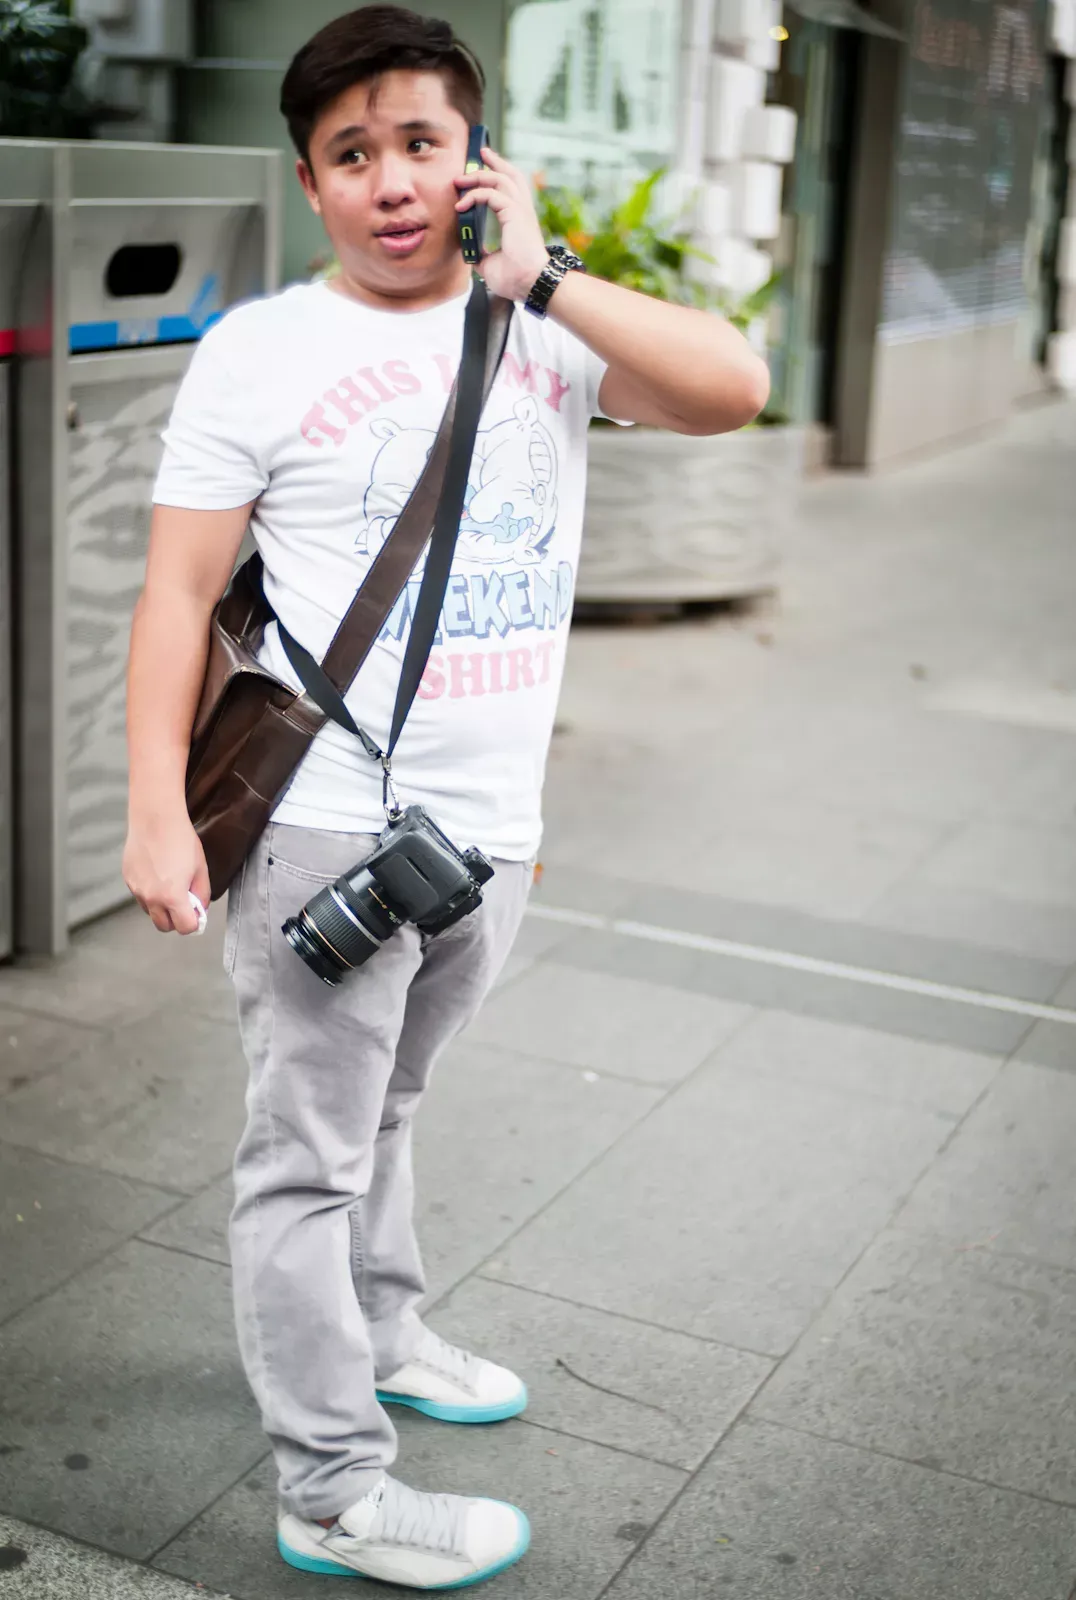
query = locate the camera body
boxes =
[282,805,495,985]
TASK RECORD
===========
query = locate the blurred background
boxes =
[1,4,1076,1599]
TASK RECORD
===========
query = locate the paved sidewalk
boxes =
[2,400,1076,1598]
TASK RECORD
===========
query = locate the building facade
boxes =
[74,0,1076,466]
[670,0,1076,465]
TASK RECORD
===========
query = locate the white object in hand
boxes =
[187,890,208,935]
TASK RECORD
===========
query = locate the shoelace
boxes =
[378,1476,465,1555]
[417,1328,479,1390]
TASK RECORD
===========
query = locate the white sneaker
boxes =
[278,1473,531,1589]
[377,1327,528,1424]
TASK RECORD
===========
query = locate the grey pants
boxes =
[224,822,531,1521]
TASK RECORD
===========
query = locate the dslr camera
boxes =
[282,805,494,985]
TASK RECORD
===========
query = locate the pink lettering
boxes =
[323,377,376,426]
[535,639,556,685]
[417,653,446,700]
[544,367,571,412]
[503,353,539,393]
[433,353,455,394]
[357,365,395,404]
[417,645,555,699]
[448,653,487,699]
[506,649,535,691]
[385,359,421,396]
[300,401,346,448]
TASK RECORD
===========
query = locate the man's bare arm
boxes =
[548,271,770,436]
[456,147,771,435]
[124,501,253,933]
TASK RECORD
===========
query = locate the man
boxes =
[124,5,768,1588]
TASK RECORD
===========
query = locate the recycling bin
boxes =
[0,143,54,961]
[4,138,281,955]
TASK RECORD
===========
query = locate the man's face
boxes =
[299,70,472,297]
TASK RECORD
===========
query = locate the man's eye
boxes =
[409,138,434,154]
[341,148,367,166]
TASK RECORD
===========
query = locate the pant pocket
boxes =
[223,856,248,978]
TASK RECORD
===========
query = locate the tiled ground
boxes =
[2,401,1076,1597]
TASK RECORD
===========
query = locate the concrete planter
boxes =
[577,423,805,604]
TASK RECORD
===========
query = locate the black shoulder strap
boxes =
[385,280,489,759]
[278,279,511,763]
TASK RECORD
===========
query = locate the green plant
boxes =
[536,167,787,423]
[0,0,95,137]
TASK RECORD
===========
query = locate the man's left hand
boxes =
[454,147,549,303]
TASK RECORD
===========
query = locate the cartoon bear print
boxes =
[355,398,559,567]
[458,396,559,566]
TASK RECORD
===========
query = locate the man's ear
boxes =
[297,158,321,215]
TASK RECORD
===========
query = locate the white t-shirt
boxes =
[153,279,621,859]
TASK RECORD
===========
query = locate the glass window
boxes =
[504,0,680,206]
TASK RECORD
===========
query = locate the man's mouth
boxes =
[375,222,428,255]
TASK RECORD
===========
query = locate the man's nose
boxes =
[373,154,417,207]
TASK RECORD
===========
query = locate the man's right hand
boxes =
[123,813,211,934]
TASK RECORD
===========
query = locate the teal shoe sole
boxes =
[375,1385,528,1425]
[277,1508,532,1588]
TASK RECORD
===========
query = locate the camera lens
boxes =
[281,866,402,985]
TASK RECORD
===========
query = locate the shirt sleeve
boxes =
[152,317,269,510]
[580,335,635,427]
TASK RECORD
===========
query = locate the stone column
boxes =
[663,0,797,338]
[1047,0,1076,391]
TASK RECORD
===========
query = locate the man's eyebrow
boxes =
[325,119,450,149]
[326,124,366,147]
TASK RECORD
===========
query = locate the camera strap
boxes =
[277,278,510,814]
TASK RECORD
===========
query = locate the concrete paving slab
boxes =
[603,1418,1076,1600]
[0,909,226,1031]
[608,877,1069,1002]
[467,962,752,1086]
[902,818,1076,910]
[764,707,1068,827]
[431,1276,772,1470]
[1015,967,1076,1072]
[483,1058,953,1356]
[492,914,575,991]
[982,737,1076,828]
[0,952,155,1031]
[542,800,948,922]
[0,1146,181,1324]
[0,1240,264,1559]
[528,861,640,917]
[711,1009,999,1118]
[896,1061,1076,1268]
[139,1179,233,1267]
[0,1007,101,1099]
[414,1041,660,1304]
[0,1513,220,1599]
[868,878,1076,964]
[549,923,1028,1059]
[156,1411,686,1600]
[0,1009,246,1193]
[754,1230,1076,1505]
[176,971,238,1028]
[1016,1016,1076,1071]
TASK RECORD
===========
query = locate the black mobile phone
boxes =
[458,123,489,266]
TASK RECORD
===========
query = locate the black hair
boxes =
[281,5,485,166]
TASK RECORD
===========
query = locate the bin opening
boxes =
[106,244,183,299]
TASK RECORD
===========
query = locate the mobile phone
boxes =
[458,123,489,266]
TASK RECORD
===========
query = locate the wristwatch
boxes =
[523,244,586,318]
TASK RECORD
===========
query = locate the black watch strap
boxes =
[524,246,584,319]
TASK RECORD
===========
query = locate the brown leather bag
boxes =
[185,286,513,900]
